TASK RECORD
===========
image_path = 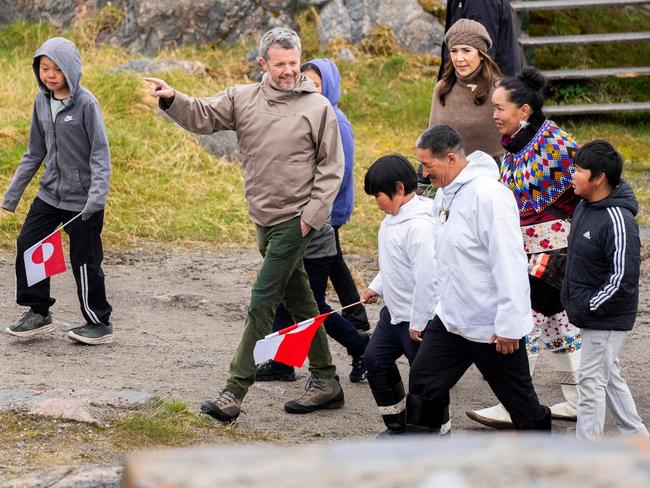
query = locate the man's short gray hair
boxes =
[259,27,301,60]
[417,125,465,159]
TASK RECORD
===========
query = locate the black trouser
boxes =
[364,307,424,434]
[15,197,112,325]
[364,307,421,374]
[408,317,550,431]
[273,255,368,358]
[330,226,369,331]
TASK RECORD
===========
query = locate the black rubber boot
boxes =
[405,393,450,435]
[512,404,552,431]
[368,366,406,436]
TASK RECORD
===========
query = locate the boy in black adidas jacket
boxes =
[561,140,648,440]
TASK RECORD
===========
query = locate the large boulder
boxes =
[0,0,444,55]
[318,0,444,54]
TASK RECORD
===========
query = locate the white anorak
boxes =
[369,195,439,332]
[433,151,532,342]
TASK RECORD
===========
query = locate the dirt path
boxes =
[1,246,649,440]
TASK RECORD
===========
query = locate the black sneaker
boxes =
[255,360,297,382]
[68,322,113,345]
[5,311,54,338]
[349,356,367,383]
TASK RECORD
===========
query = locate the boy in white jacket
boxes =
[406,125,551,433]
[361,154,440,436]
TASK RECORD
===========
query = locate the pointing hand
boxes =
[143,77,175,99]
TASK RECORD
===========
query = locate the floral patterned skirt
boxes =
[522,219,581,354]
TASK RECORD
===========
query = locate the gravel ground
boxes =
[1,246,649,441]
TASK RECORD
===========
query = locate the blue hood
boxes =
[305,58,355,226]
[308,58,341,107]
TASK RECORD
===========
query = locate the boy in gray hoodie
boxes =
[1,37,112,345]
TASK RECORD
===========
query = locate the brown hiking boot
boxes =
[284,375,344,414]
[201,389,241,423]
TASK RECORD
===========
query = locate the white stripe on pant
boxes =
[576,328,648,440]
[80,264,100,324]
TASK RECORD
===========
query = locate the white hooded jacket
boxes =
[432,151,532,342]
[369,195,439,332]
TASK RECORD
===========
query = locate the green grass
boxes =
[528,6,650,105]
[0,399,275,478]
[0,13,649,254]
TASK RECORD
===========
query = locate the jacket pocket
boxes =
[59,169,88,200]
[39,161,58,196]
[271,160,313,206]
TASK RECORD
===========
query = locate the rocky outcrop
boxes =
[319,0,444,53]
[0,0,444,54]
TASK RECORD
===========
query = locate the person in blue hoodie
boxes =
[304,58,370,335]
[255,58,370,385]
[1,37,112,345]
[561,140,648,440]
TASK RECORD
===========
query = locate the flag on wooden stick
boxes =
[253,312,332,367]
[22,212,82,287]
[24,230,67,287]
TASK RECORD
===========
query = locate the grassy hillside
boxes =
[0,12,649,253]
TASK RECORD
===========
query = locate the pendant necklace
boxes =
[439,182,468,223]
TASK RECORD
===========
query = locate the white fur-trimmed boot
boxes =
[549,349,579,421]
[465,353,538,429]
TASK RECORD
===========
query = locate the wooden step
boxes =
[520,31,650,47]
[512,0,650,12]
[542,66,650,80]
[545,102,650,115]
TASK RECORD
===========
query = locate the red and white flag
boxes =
[253,312,331,367]
[23,230,67,287]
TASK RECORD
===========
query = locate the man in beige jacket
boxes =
[146,27,345,423]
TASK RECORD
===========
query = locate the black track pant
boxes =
[15,197,112,325]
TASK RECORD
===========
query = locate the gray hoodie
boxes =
[2,37,110,216]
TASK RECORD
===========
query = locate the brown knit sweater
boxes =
[428,70,503,159]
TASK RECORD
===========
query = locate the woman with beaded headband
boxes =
[467,66,582,429]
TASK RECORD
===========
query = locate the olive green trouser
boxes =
[225,216,336,398]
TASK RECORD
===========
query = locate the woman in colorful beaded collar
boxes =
[466,66,583,430]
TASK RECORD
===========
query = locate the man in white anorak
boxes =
[406,125,551,433]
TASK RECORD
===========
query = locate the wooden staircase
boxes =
[511,0,650,115]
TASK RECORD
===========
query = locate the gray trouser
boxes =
[576,329,648,440]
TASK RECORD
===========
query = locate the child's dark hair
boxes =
[300,62,321,76]
[574,140,623,188]
[498,66,546,118]
[364,154,417,198]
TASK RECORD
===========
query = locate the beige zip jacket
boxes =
[162,73,344,230]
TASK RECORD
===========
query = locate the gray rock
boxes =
[319,0,444,53]
[335,48,357,62]
[0,1,445,55]
[244,47,260,63]
[113,59,207,76]
[0,389,154,425]
[2,465,122,488]
[100,0,297,55]
[199,131,241,163]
